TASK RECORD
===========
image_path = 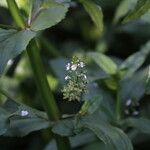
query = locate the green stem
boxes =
[6,0,26,29]
[26,39,60,120]
[116,85,121,121]
[6,0,71,149]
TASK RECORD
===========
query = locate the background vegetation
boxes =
[0,0,150,150]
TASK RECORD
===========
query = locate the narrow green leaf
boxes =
[79,96,102,115]
[113,0,137,23]
[123,0,150,23]
[31,3,69,31]
[80,0,103,33]
[89,52,117,75]
[124,118,150,134]
[0,28,36,75]
[120,41,150,78]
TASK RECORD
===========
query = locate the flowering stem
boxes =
[6,0,71,149]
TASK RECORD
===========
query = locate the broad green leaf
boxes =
[1,99,51,137]
[89,52,118,75]
[80,0,103,33]
[52,119,74,136]
[123,118,150,134]
[120,41,150,78]
[123,0,150,23]
[0,28,36,75]
[82,117,133,150]
[30,3,69,31]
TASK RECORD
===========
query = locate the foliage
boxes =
[0,0,150,150]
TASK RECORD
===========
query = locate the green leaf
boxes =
[0,28,36,75]
[5,117,50,137]
[1,99,51,137]
[120,67,148,102]
[52,119,74,136]
[88,52,118,75]
[79,96,102,115]
[113,0,137,23]
[123,0,150,23]
[80,0,103,34]
[123,118,150,134]
[0,108,9,135]
[82,118,133,150]
[120,41,150,78]
[30,3,69,31]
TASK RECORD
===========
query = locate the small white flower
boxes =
[133,111,139,116]
[84,75,87,79]
[7,59,13,66]
[126,99,132,106]
[71,64,78,71]
[65,76,71,80]
[66,63,70,70]
[79,62,85,68]
[21,110,29,117]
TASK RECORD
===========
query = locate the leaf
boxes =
[80,0,103,33]
[123,0,150,23]
[120,67,148,102]
[113,0,137,23]
[5,117,50,137]
[82,117,133,150]
[120,41,150,78]
[123,118,150,134]
[52,119,74,136]
[0,108,10,135]
[1,99,51,137]
[79,96,102,115]
[88,52,118,75]
[30,3,69,31]
[146,66,150,95]
[0,28,36,75]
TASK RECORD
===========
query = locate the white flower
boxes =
[21,110,29,117]
[65,76,70,80]
[7,59,13,66]
[133,111,139,116]
[84,75,87,79]
[66,63,70,70]
[71,64,78,71]
[126,99,132,106]
[79,62,85,68]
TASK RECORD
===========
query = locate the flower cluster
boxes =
[62,56,88,101]
[124,99,140,117]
